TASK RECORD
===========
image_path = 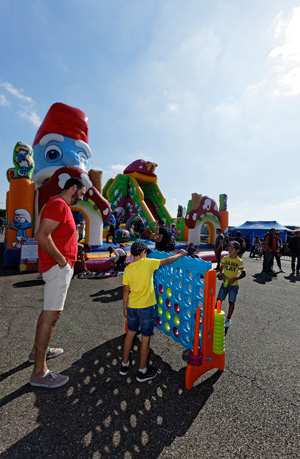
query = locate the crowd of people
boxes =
[214,227,300,276]
[212,226,300,330]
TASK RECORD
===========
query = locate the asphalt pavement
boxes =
[0,241,299,458]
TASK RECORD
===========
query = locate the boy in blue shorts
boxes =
[217,241,246,328]
[120,241,187,382]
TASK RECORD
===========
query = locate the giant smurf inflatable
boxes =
[4,103,111,266]
[32,103,92,186]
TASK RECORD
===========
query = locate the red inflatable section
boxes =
[197,250,228,262]
[33,102,89,146]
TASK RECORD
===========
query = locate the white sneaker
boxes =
[279,269,285,273]
[270,268,276,273]
[225,318,231,328]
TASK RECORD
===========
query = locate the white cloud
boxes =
[167,103,180,113]
[212,99,240,126]
[1,81,34,103]
[269,7,300,97]
[0,94,10,106]
[111,164,126,173]
[1,81,41,127]
[245,79,267,95]
[18,109,41,127]
[268,196,300,210]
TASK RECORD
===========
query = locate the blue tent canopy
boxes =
[231,221,290,246]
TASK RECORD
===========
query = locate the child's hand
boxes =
[123,306,127,318]
[228,277,237,285]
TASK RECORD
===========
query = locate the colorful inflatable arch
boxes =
[185,193,228,245]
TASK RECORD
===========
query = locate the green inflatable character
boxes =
[12,141,34,179]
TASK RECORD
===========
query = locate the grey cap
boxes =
[131,241,151,256]
[228,241,240,250]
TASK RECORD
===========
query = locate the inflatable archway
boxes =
[185,194,228,246]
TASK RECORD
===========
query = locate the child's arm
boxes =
[159,249,187,266]
[228,270,246,285]
[123,285,130,318]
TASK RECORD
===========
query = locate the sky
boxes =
[1,0,300,227]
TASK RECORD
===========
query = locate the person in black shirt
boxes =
[155,220,174,252]
[288,230,300,275]
[234,231,246,257]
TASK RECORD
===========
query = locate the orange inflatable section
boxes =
[220,210,228,233]
[6,178,35,250]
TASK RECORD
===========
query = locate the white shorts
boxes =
[42,263,73,311]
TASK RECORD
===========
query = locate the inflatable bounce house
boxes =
[184,192,228,244]
[4,101,228,270]
[102,159,228,247]
[4,103,111,267]
[102,160,173,240]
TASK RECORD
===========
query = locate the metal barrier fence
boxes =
[245,248,292,264]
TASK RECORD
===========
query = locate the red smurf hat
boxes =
[32,102,89,147]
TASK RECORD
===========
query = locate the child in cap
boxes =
[217,240,246,328]
[121,241,187,382]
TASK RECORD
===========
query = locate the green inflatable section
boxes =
[103,173,174,236]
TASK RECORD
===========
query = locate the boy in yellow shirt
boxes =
[217,241,246,328]
[121,241,187,382]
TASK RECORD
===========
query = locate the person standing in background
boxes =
[288,230,300,275]
[214,228,224,270]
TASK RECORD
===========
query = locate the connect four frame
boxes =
[148,251,225,390]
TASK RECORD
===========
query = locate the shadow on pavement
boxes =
[0,361,32,384]
[283,273,300,283]
[252,272,277,284]
[12,278,44,288]
[90,286,123,303]
[1,335,222,458]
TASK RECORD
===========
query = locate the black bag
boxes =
[167,242,175,251]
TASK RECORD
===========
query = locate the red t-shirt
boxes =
[264,235,277,252]
[38,196,78,273]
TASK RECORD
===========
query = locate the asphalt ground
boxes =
[0,241,299,458]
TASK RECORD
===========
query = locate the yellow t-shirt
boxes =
[220,255,245,286]
[122,258,161,308]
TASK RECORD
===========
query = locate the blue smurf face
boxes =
[13,216,31,230]
[33,135,91,184]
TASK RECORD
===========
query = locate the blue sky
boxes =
[1,0,300,226]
